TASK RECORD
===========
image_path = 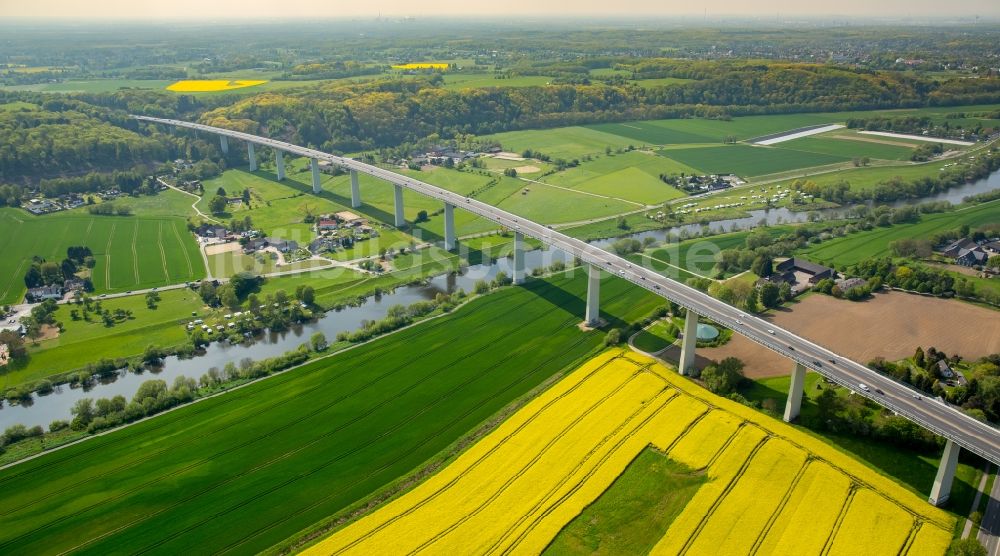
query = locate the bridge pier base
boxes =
[444,202,456,251]
[513,231,525,284]
[247,143,257,172]
[393,184,405,227]
[783,362,808,422]
[585,264,600,326]
[310,159,321,194]
[275,151,285,180]
[350,170,361,208]
[678,309,699,376]
[929,439,961,507]
[220,136,229,154]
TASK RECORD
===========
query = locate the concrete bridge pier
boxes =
[220,136,229,154]
[393,184,405,227]
[444,202,456,251]
[929,439,961,506]
[247,143,257,172]
[783,362,808,422]
[585,264,601,326]
[512,231,525,284]
[310,159,321,194]
[275,151,285,180]
[350,170,361,208]
[678,309,700,376]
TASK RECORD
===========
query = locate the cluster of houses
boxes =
[673,174,744,193]
[25,278,88,302]
[940,237,1000,268]
[406,145,495,167]
[23,195,87,214]
[309,211,376,254]
[757,257,838,293]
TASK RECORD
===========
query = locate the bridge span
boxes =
[135,115,999,505]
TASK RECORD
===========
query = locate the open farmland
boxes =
[779,133,918,160]
[305,351,952,555]
[695,291,1000,380]
[538,151,695,205]
[660,144,849,177]
[0,273,661,555]
[0,209,203,304]
[799,201,1000,267]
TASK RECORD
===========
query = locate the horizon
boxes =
[1,0,998,20]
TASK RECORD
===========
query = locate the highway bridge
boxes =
[134,115,999,505]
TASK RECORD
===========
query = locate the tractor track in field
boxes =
[13,282,617,554]
[171,219,195,277]
[677,435,770,555]
[493,386,676,555]
[0,286,523,513]
[396,369,656,554]
[749,458,812,555]
[327,355,631,554]
[124,291,631,556]
[820,484,858,555]
[212,287,638,556]
[103,222,116,290]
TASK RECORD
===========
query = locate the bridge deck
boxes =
[133,115,1000,465]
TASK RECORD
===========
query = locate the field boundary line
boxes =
[29,283,588,553]
[401,369,662,554]
[119,290,619,556]
[328,356,633,553]
[0,281,519,480]
[495,384,678,554]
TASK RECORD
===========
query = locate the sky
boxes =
[0,0,997,19]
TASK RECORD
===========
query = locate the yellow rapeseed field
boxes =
[165,79,267,92]
[391,63,449,70]
[301,350,954,556]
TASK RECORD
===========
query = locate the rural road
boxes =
[980,472,1000,555]
[157,177,222,223]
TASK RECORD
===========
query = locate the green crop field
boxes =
[0,209,204,304]
[660,144,848,177]
[798,201,1000,267]
[484,127,637,160]
[778,134,917,161]
[477,175,636,224]
[539,151,695,205]
[0,288,207,389]
[0,273,660,555]
[441,73,551,90]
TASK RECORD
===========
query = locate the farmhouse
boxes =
[836,277,867,292]
[267,238,299,253]
[334,211,366,227]
[316,218,338,232]
[956,247,989,267]
[941,237,977,258]
[776,257,836,284]
[27,285,63,302]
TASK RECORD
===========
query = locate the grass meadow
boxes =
[659,144,849,177]
[1,288,206,389]
[0,273,662,555]
[798,201,1000,267]
[0,209,203,304]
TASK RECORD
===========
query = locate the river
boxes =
[2,169,998,430]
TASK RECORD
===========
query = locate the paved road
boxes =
[981,469,1000,554]
[134,115,1000,465]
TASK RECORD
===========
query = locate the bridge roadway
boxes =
[134,115,1000,466]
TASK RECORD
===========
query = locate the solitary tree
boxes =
[310,332,328,352]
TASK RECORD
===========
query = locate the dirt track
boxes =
[664,292,1000,378]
